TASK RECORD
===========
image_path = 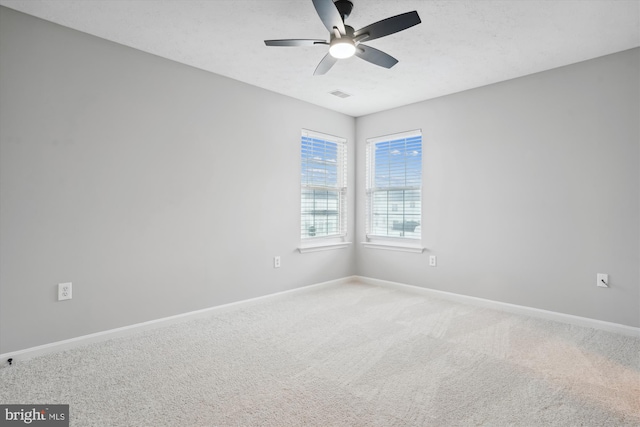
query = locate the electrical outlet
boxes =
[58,282,72,301]
[429,255,437,267]
[274,256,281,268]
[597,274,609,288]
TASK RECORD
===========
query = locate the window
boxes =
[366,130,422,240]
[301,130,347,240]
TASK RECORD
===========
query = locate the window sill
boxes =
[361,241,425,253]
[298,241,352,254]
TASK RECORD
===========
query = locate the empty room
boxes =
[0,0,638,425]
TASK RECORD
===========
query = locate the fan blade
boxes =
[355,44,398,69]
[312,0,346,35]
[265,39,327,47]
[314,53,338,75]
[354,11,421,42]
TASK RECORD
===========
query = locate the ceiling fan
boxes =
[264,0,421,75]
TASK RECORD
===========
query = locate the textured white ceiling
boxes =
[1,0,639,117]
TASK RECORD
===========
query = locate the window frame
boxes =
[299,129,348,246]
[364,129,424,252]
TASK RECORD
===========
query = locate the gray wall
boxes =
[0,7,356,354]
[355,48,640,328]
[1,7,638,355]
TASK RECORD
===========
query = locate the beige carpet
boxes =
[1,281,639,426]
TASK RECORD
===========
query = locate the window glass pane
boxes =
[301,132,346,239]
[367,131,422,239]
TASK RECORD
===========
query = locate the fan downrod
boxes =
[334,0,354,21]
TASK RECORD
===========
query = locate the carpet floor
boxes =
[1,281,639,426]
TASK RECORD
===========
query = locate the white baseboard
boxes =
[2,274,636,363]
[0,276,355,363]
[354,276,640,337]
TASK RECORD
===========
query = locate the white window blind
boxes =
[301,130,347,239]
[366,130,422,239]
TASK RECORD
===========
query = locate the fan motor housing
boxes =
[330,25,355,42]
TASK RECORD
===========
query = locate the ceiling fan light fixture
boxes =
[264,0,421,74]
[329,37,356,59]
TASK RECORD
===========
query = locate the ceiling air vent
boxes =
[329,90,352,99]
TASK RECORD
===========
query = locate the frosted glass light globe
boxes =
[329,38,356,59]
